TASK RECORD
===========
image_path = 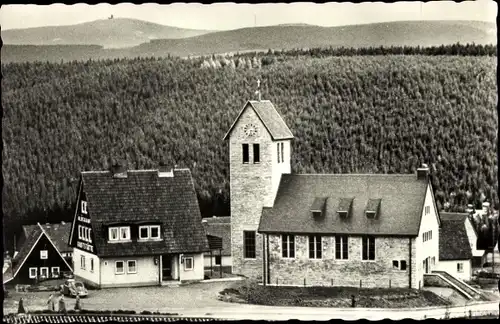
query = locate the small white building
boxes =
[437,213,473,281]
[68,168,210,288]
[202,216,232,269]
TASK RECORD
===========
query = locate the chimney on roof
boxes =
[110,162,127,178]
[416,164,429,181]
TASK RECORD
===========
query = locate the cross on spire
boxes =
[255,79,261,101]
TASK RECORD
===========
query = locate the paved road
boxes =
[173,302,500,320]
[5,281,499,320]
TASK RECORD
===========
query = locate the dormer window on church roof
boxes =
[311,197,327,217]
[337,198,354,218]
[366,199,382,219]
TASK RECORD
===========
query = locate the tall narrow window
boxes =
[81,201,88,214]
[280,142,284,163]
[362,236,376,260]
[253,144,260,163]
[243,231,256,259]
[281,234,295,258]
[309,235,322,259]
[242,144,249,163]
[335,235,349,260]
[29,268,37,279]
[90,258,94,272]
[277,143,281,163]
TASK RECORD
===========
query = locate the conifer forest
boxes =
[2,44,497,248]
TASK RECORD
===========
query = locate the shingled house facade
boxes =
[225,98,441,289]
[68,168,210,288]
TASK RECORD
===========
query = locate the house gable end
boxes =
[14,233,72,281]
[416,181,441,236]
[68,178,83,247]
[38,223,73,272]
[223,101,272,141]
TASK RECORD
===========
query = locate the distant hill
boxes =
[1,20,496,62]
[1,18,214,48]
[133,20,497,57]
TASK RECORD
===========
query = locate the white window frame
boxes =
[119,226,131,241]
[115,261,125,274]
[362,236,376,261]
[335,235,349,260]
[127,260,137,274]
[150,225,161,239]
[184,257,194,271]
[109,227,119,241]
[40,267,49,278]
[29,267,37,279]
[81,201,88,214]
[80,255,86,270]
[88,228,92,243]
[281,234,295,259]
[40,250,48,259]
[51,267,60,278]
[308,235,322,259]
[457,262,464,273]
[139,225,150,240]
[90,258,94,272]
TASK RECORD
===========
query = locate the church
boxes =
[224,96,442,289]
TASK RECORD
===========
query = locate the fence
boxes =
[425,308,499,320]
[269,277,407,288]
[3,314,229,323]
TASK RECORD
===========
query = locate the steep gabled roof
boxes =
[439,214,473,260]
[259,174,428,236]
[223,100,294,140]
[81,169,210,257]
[23,222,73,253]
[6,222,73,283]
[202,216,231,256]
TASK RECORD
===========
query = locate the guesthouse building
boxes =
[68,168,210,288]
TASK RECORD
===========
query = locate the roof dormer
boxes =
[311,197,327,217]
[366,199,381,219]
[337,198,354,218]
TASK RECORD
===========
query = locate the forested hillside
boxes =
[2,54,497,250]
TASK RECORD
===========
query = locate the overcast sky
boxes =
[0,1,497,31]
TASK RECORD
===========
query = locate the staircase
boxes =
[431,270,486,301]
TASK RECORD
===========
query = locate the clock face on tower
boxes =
[243,123,258,137]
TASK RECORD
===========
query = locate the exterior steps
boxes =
[431,270,484,300]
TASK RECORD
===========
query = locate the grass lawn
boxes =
[219,280,452,308]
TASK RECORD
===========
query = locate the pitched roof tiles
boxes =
[259,174,428,236]
[223,100,294,140]
[81,169,210,258]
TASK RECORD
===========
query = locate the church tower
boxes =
[223,87,294,278]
